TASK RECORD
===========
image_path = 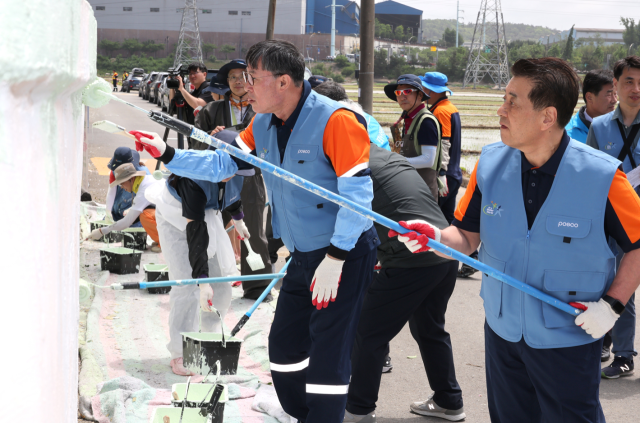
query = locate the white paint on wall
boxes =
[0,1,96,422]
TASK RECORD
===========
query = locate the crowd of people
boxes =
[91,39,640,423]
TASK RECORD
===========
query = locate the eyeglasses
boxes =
[394,88,418,96]
[243,71,282,86]
[188,70,203,76]
[228,75,244,82]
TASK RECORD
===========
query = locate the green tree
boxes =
[202,43,217,59]
[221,44,236,59]
[334,54,350,68]
[394,25,405,41]
[621,18,640,49]
[563,25,575,61]
[341,66,355,77]
[374,18,382,38]
[436,47,468,82]
[98,40,120,57]
[311,64,326,76]
[547,42,562,58]
[141,40,164,58]
[121,38,143,57]
[443,28,463,47]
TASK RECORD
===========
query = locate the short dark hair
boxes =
[313,81,348,102]
[613,56,640,80]
[511,58,580,128]
[245,40,305,87]
[187,62,207,73]
[582,69,613,103]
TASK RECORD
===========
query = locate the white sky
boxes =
[371,0,640,31]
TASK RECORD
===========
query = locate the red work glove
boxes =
[388,220,441,253]
[109,171,115,184]
[129,130,166,158]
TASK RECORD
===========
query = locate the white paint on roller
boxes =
[0,1,96,422]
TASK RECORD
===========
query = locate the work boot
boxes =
[170,357,196,376]
[382,354,393,373]
[151,245,162,253]
[457,263,477,278]
[602,356,634,379]
[410,394,466,421]
[343,410,377,423]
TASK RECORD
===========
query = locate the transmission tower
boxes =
[463,0,509,89]
[174,0,203,67]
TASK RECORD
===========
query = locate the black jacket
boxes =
[193,91,255,151]
[370,145,451,268]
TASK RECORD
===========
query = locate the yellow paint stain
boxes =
[90,157,166,176]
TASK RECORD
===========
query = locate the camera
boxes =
[166,63,186,89]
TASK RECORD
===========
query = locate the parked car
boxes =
[123,74,143,92]
[138,74,149,97]
[206,69,219,83]
[159,77,171,111]
[304,57,315,63]
[142,72,159,100]
[151,72,168,104]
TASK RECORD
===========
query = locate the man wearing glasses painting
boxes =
[131,39,379,423]
[385,75,443,200]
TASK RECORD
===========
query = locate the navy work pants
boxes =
[268,227,379,423]
[347,261,463,415]
[438,175,462,224]
[485,322,605,423]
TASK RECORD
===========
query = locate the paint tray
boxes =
[90,220,123,243]
[171,383,228,421]
[100,247,141,275]
[182,332,243,376]
[122,227,147,250]
[149,407,209,423]
[143,263,171,294]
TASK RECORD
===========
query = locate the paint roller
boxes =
[110,273,286,290]
[81,78,584,317]
[79,279,93,303]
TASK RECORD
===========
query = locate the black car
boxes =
[123,75,143,92]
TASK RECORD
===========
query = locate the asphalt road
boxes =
[84,91,640,423]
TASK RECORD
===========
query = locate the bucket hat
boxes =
[384,74,430,102]
[421,72,453,95]
[217,59,248,86]
[110,163,146,188]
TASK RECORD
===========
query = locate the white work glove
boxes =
[130,130,166,158]
[233,218,251,240]
[574,298,620,339]
[87,228,104,240]
[388,220,441,253]
[438,175,449,197]
[310,256,344,310]
[199,284,215,312]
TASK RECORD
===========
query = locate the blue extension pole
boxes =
[112,273,285,290]
[230,258,292,336]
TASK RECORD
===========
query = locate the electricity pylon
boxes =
[463,0,509,88]
[174,0,203,67]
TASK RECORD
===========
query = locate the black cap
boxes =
[217,59,248,86]
[308,75,329,88]
[384,74,430,102]
[107,147,144,172]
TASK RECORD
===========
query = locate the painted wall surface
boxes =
[0,1,96,422]
[88,0,306,35]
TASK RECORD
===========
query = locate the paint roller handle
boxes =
[569,302,588,312]
[110,282,140,290]
[230,315,250,337]
[147,111,193,137]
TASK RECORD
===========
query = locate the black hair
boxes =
[313,81,348,102]
[245,40,305,87]
[613,56,640,80]
[582,69,614,103]
[511,58,580,128]
[187,62,207,73]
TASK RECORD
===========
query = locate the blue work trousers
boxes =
[485,322,605,423]
[268,227,379,423]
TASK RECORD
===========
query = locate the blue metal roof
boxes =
[375,0,422,16]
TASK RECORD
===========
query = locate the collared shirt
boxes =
[403,103,425,131]
[586,105,640,154]
[453,132,640,253]
[269,80,312,161]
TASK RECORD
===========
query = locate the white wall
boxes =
[0,1,96,422]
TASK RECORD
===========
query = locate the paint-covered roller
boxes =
[81,78,113,108]
[79,279,93,303]
[153,170,171,180]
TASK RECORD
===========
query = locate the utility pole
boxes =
[174,0,203,67]
[456,1,459,47]
[359,0,374,115]
[266,0,277,40]
[326,0,337,58]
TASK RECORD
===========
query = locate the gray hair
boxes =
[245,40,305,87]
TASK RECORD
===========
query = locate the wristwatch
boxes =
[602,295,625,315]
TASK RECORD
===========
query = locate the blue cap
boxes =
[421,72,453,95]
[308,75,329,88]
[108,147,144,172]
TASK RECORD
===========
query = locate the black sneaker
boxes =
[382,355,393,373]
[458,263,478,278]
[601,345,611,362]
[602,356,634,379]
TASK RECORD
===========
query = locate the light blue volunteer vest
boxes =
[591,111,640,173]
[167,176,243,211]
[477,140,619,349]
[253,91,346,252]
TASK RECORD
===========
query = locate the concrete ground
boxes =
[82,91,640,422]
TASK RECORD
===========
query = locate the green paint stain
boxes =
[181,332,242,343]
[143,264,168,272]
[172,383,228,403]
[101,247,139,254]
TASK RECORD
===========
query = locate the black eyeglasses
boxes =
[242,71,282,86]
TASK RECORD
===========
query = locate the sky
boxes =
[373,0,640,31]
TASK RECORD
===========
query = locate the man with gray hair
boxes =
[131,39,379,423]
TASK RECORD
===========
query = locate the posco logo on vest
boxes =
[558,221,579,228]
[483,201,503,217]
[605,142,614,150]
[260,148,268,159]
[297,149,311,154]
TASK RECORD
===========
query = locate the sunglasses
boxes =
[242,71,282,86]
[394,88,418,96]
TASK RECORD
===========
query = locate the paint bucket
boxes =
[122,227,147,250]
[149,407,209,423]
[79,278,93,303]
[143,263,171,294]
[100,247,142,275]
[182,332,243,376]
[170,383,227,422]
[90,221,123,243]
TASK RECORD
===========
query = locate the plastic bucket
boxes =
[149,407,210,423]
[171,383,227,422]
[100,247,141,275]
[122,227,147,250]
[143,263,171,294]
[182,332,243,376]
[90,220,123,243]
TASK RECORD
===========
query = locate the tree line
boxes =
[98,39,239,60]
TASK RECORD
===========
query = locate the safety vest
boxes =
[477,140,618,348]
[166,176,242,211]
[591,110,640,173]
[253,91,347,252]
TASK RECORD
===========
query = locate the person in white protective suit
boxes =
[145,168,252,376]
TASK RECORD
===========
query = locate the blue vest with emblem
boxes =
[167,176,243,210]
[591,110,640,172]
[477,140,619,348]
[253,91,344,252]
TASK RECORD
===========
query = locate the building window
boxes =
[123,7,132,12]
[242,11,251,16]
[228,11,238,15]
[96,6,105,11]
[202,9,212,14]
[150,8,159,12]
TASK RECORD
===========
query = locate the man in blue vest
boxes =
[391,57,640,422]
[587,56,640,379]
[565,69,617,143]
[130,39,379,423]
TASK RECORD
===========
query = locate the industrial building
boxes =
[374,0,423,43]
[539,28,625,46]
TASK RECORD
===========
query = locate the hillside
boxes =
[422,19,558,42]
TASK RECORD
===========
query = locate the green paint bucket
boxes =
[100,247,141,275]
[90,220,123,243]
[150,407,210,423]
[171,383,228,422]
[122,227,147,250]
[182,332,243,376]
[143,263,171,294]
